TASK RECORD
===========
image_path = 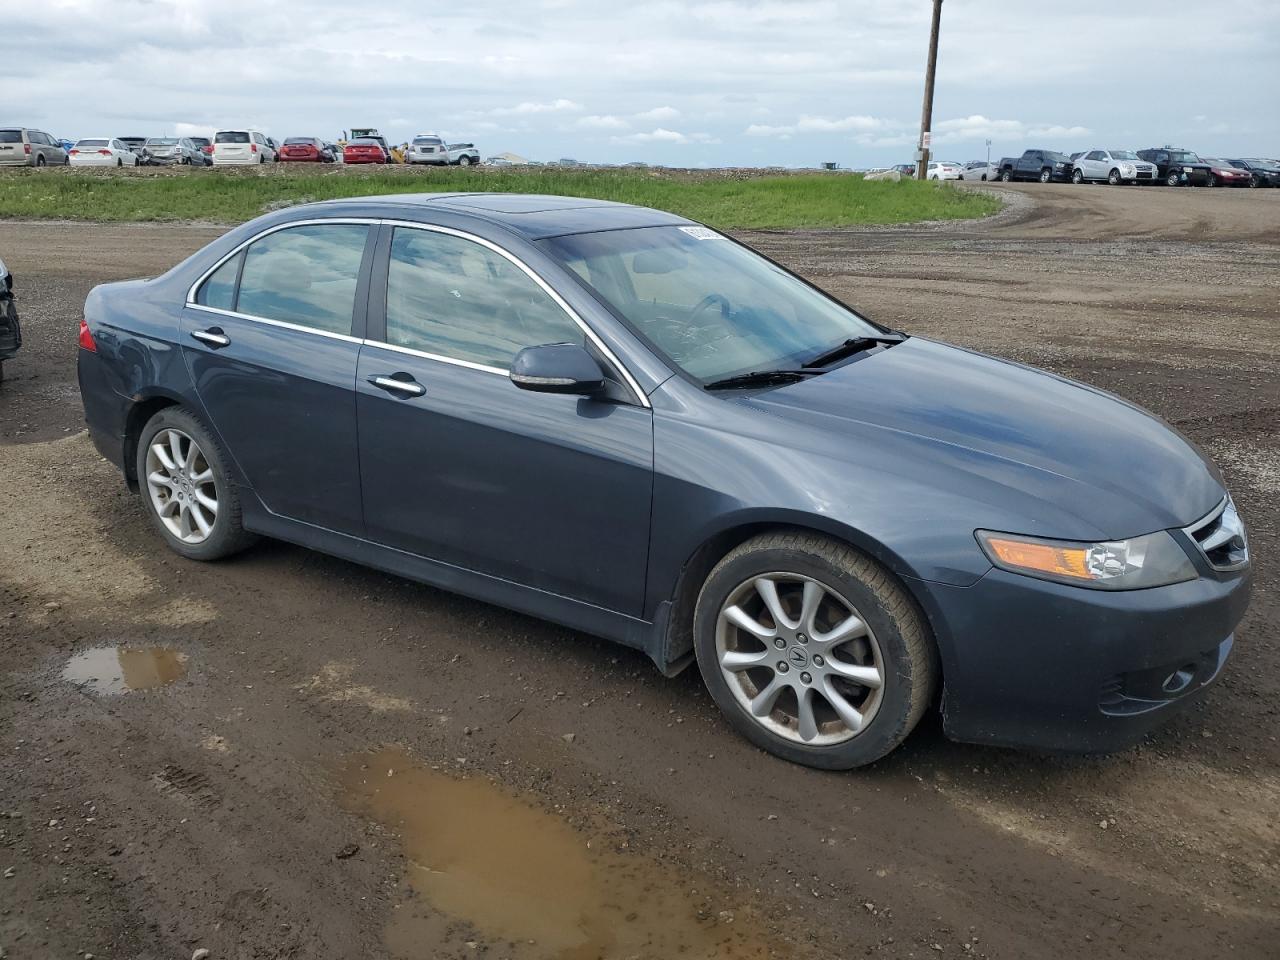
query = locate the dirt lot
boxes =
[1,182,1277,959]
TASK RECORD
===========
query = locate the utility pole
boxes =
[916,0,944,180]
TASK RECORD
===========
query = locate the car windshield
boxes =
[542,226,884,383]
[413,137,442,145]
[1168,151,1201,163]
[216,132,250,144]
[147,138,178,146]
[1045,152,1070,163]
[284,138,314,145]
[1246,159,1279,170]
[1109,150,1139,160]
[350,138,380,145]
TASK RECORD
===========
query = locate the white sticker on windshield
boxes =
[679,226,722,240]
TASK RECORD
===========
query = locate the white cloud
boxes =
[612,128,718,145]
[795,114,886,133]
[575,114,630,130]
[635,105,680,121]
[745,123,795,136]
[491,98,582,116]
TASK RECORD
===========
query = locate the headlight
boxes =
[976,530,1197,590]
[1120,164,1135,174]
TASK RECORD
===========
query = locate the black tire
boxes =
[1249,175,1259,188]
[458,155,472,166]
[116,158,123,167]
[999,169,1012,182]
[1108,169,1122,185]
[1071,168,1084,184]
[1204,173,1217,188]
[1038,167,1052,183]
[693,532,938,769]
[35,154,46,167]
[1166,170,1180,187]
[135,406,256,562]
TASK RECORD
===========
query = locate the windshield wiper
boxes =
[704,369,823,391]
[802,334,905,369]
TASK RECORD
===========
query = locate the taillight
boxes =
[69,149,79,155]
[24,143,31,155]
[98,150,111,156]
[251,143,258,153]
[78,320,98,352]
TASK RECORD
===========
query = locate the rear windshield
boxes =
[350,138,380,145]
[147,138,178,145]
[215,131,250,144]
[76,139,109,147]
[284,137,314,145]
[412,137,442,145]
[0,130,22,143]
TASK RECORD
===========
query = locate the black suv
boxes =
[1136,147,1213,187]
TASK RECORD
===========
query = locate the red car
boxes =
[343,138,388,164]
[1203,158,1251,188]
[279,137,335,162]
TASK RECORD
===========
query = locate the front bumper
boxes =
[916,563,1252,753]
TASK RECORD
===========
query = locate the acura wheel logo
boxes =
[789,648,809,667]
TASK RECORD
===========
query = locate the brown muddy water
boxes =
[61,646,188,694]
[338,746,786,960]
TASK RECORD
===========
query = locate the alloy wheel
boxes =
[715,573,885,745]
[145,428,218,544]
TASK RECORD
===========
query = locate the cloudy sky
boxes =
[7,0,1278,166]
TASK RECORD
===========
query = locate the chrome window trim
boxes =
[186,303,364,344]
[380,219,650,408]
[183,215,651,409]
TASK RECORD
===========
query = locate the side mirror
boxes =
[509,343,605,396]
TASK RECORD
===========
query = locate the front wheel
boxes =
[136,407,256,561]
[1166,171,1181,187]
[1000,169,1012,182]
[1038,167,1052,183]
[1204,173,1217,188]
[694,533,938,769]
[458,155,472,167]
[1108,169,1122,185]
[1072,169,1084,184]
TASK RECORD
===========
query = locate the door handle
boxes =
[191,328,231,348]
[369,375,425,398]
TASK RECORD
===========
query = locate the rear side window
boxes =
[384,227,581,369]
[216,131,249,144]
[236,224,370,334]
[0,130,21,143]
[195,252,242,310]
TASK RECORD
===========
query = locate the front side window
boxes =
[235,224,369,334]
[542,226,882,382]
[385,228,582,369]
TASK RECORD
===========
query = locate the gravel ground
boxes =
[0,182,1277,960]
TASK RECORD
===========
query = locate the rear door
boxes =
[181,220,376,534]
[354,223,654,615]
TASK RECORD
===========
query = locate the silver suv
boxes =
[446,142,480,166]
[1070,149,1156,185]
[0,127,69,166]
[407,135,448,165]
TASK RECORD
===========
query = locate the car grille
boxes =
[1183,497,1249,572]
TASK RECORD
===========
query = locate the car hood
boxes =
[739,338,1224,540]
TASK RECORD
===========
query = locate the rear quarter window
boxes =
[195,252,242,311]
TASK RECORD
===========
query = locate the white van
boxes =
[212,130,276,165]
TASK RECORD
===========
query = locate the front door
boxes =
[355,224,654,615]
[181,221,374,534]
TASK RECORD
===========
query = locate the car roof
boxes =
[311,193,692,240]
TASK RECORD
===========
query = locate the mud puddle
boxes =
[62,646,188,694]
[339,746,785,959]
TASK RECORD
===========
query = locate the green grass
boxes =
[0,166,1000,229]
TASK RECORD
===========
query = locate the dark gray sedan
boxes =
[76,194,1251,768]
[145,137,203,166]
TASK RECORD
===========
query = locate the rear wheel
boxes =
[136,407,256,562]
[1205,173,1217,187]
[1249,175,1260,188]
[694,533,937,769]
[458,155,473,167]
[116,158,123,167]
[35,154,46,167]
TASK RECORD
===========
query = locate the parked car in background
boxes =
[962,160,997,181]
[343,138,389,164]
[0,254,19,383]
[77,194,1252,769]
[0,127,69,166]
[59,138,75,153]
[325,142,344,163]
[118,137,152,164]
[188,137,214,165]
[1225,158,1280,187]
[998,149,1072,183]
[1200,159,1251,188]
[407,135,448,165]
[146,137,203,166]
[484,156,514,167]
[212,130,276,165]
[1069,149,1156,185]
[1136,147,1213,187]
[447,142,481,166]
[68,138,139,167]
[266,137,281,160]
[927,160,964,180]
[279,137,337,162]
[890,163,916,177]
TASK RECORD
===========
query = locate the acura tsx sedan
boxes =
[77,193,1252,768]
